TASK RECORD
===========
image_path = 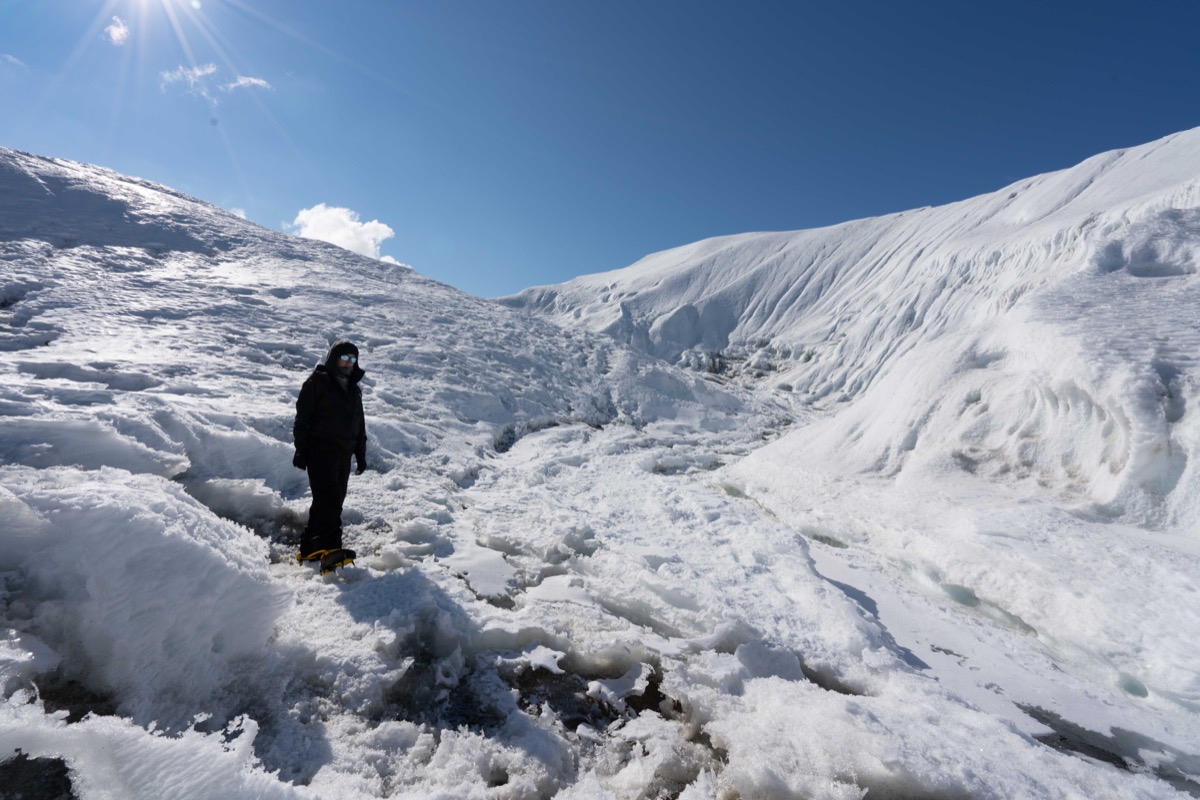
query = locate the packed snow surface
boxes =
[1,131,1199,799]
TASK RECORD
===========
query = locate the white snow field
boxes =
[0,127,1198,799]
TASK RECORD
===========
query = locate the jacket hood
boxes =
[322,340,365,383]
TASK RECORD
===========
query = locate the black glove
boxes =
[355,458,367,475]
[292,450,307,470]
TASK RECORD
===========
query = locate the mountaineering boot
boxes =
[319,548,356,575]
[297,525,324,563]
[297,548,332,564]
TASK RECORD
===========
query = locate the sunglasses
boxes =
[338,354,358,364]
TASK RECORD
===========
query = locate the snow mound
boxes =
[1,467,290,729]
[0,701,306,800]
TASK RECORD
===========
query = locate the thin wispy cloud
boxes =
[162,65,271,105]
[161,63,219,103]
[289,204,396,260]
[162,63,219,89]
[0,54,28,84]
[105,16,130,47]
[223,76,272,92]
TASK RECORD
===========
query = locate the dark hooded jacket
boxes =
[293,341,367,465]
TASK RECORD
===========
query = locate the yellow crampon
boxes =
[296,548,333,564]
[319,550,355,575]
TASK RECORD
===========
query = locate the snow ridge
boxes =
[507,127,1200,529]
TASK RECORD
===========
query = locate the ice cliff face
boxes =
[505,129,1200,376]
[506,128,1200,529]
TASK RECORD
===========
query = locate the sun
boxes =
[132,0,209,55]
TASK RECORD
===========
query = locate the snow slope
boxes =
[1,140,1198,799]
[506,127,1200,529]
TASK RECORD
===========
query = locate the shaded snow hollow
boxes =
[1,136,1198,799]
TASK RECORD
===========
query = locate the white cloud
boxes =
[222,75,272,92]
[161,63,219,103]
[229,208,248,219]
[289,204,396,260]
[0,54,27,84]
[161,63,218,88]
[162,66,270,106]
[105,16,130,47]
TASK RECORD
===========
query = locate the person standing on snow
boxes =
[292,340,368,564]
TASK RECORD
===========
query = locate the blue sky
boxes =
[3,1,1200,297]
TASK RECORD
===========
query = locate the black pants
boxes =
[300,444,352,553]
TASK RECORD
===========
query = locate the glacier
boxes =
[1,131,1199,798]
